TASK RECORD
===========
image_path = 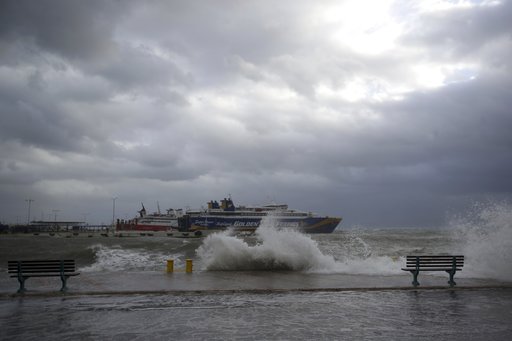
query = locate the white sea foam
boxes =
[81,244,180,272]
[196,215,402,274]
[450,201,512,281]
[196,223,337,271]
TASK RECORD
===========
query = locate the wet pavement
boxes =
[1,270,509,296]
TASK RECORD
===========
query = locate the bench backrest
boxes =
[405,255,464,269]
[8,260,76,274]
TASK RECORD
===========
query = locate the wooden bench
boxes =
[8,260,80,293]
[402,255,464,287]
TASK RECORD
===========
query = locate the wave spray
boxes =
[451,201,512,281]
[196,215,337,271]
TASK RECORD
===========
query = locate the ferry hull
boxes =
[130,224,171,231]
[188,216,341,234]
[301,217,342,234]
[115,222,175,232]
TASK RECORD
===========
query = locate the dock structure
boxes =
[5,221,112,234]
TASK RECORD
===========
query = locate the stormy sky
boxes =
[1,0,511,227]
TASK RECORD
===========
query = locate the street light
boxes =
[52,209,59,222]
[52,209,60,231]
[25,199,34,224]
[112,197,118,228]
[82,213,89,225]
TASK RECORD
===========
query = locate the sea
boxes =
[0,202,511,340]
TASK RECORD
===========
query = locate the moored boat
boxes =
[116,204,179,232]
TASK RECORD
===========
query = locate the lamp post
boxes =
[52,209,60,231]
[25,199,34,224]
[112,197,117,228]
[82,213,89,225]
[52,209,59,222]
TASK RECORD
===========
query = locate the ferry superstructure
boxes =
[184,198,341,234]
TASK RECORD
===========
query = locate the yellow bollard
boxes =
[166,259,174,273]
[185,259,193,273]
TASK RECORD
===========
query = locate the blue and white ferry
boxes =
[183,198,342,234]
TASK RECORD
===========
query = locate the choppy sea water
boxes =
[0,202,511,339]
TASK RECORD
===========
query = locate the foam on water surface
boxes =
[196,224,337,271]
[196,215,402,274]
[81,244,183,272]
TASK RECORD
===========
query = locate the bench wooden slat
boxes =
[8,259,75,263]
[407,259,464,264]
[9,269,77,274]
[8,261,75,265]
[8,263,76,268]
[407,256,464,258]
[405,260,463,263]
[8,264,77,273]
[8,263,76,266]
[405,262,464,266]
[8,263,76,267]
[8,260,75,265]
[405,259,464,263]
[10,273,79,278]
[406,255,464,257]
[405,256,464,259]
[402,267,462,271]
[406,257,464,261]
[404,266,463,269]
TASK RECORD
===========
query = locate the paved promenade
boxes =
[1,270,509,297]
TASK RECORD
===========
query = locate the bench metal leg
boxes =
[60,275,68,292]
[446,270,456,287]
[410,270,420,287]
[17,276,26,293]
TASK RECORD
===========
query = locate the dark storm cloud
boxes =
[375,81,512,194]
[0,74,90,152]
[0,0,511,226]
[0,0,122,61]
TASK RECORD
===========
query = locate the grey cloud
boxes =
[119,1,325,86]
[89,44,193,93]
[0,87,87,152]
[0,0,124,61]
[402,2,512,60]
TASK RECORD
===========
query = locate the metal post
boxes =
[186,259,193,273]
[112,197,117,228]
[17,262,26,293]
[25,199,34,224]
[412,256,420,287]
[167,259,174,273]
[448,256,457,287]
[52,209,59,230]
[60,260,66,291]
[82,213,89,225]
